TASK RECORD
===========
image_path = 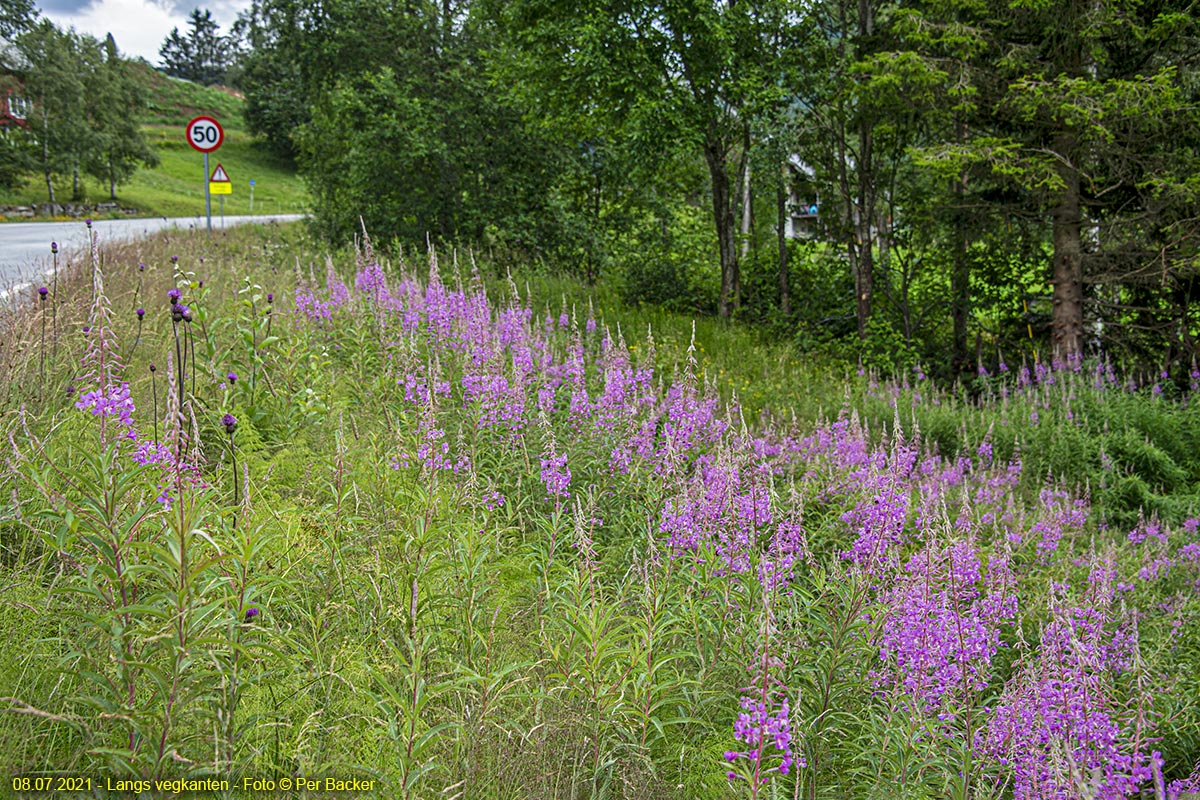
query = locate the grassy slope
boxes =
[0,62,306,219]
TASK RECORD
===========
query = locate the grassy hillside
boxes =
[0,62,306,219]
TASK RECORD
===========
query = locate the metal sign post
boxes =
[208,163,233,230]
[204,152,211,232]
[185,116,224,233]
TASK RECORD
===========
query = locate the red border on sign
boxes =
[186,115,224,153]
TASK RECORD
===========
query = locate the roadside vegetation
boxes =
[1,223,1197,798]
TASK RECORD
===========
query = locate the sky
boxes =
[37,0,249,65]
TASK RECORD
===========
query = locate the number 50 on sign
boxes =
[186,116,224,152]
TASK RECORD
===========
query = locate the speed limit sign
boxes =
[186,116,224,153]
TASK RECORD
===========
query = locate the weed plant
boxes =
[0,223,1198,799]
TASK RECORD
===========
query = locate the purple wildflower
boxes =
[136,308,145,319]
[540,450,571,501]
[222,413,237,434]
[227,372,238,384]
[38,286,48,298]
[244,606,259,622]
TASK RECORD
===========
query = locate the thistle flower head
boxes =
[222,413,237,434]
[171,303,184,323]
[167,288,181,303]
[244,606,259,622]
[138,262,145,271]
[84,218,92,227]
[267,293,274,304]
[38,286,47,299]
[227,372,238,384]
[136,308,145,319]
[50,241,58,253]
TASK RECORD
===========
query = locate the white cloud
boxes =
[39,0,249,64]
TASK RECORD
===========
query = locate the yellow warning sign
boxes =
[209,162,232,194]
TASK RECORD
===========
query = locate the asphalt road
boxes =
[0,214,304,300]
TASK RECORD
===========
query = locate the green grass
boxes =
[0,62,306,219]
[2,227,1198,797]
[129,63,245,127]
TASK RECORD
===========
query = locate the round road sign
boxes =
[186,116,224,153]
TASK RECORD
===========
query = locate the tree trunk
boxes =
[42,110,55,205]
[735,126,752,310]
[1051,132,1084,359]
[854,121,874,340]
[951,172,970,372]
[853,0,876,340]
[777,167,790,316]
[705,135,738,319]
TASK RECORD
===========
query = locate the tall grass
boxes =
[1,223,1198,799]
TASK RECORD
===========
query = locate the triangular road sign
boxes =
[209,164,231,182]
